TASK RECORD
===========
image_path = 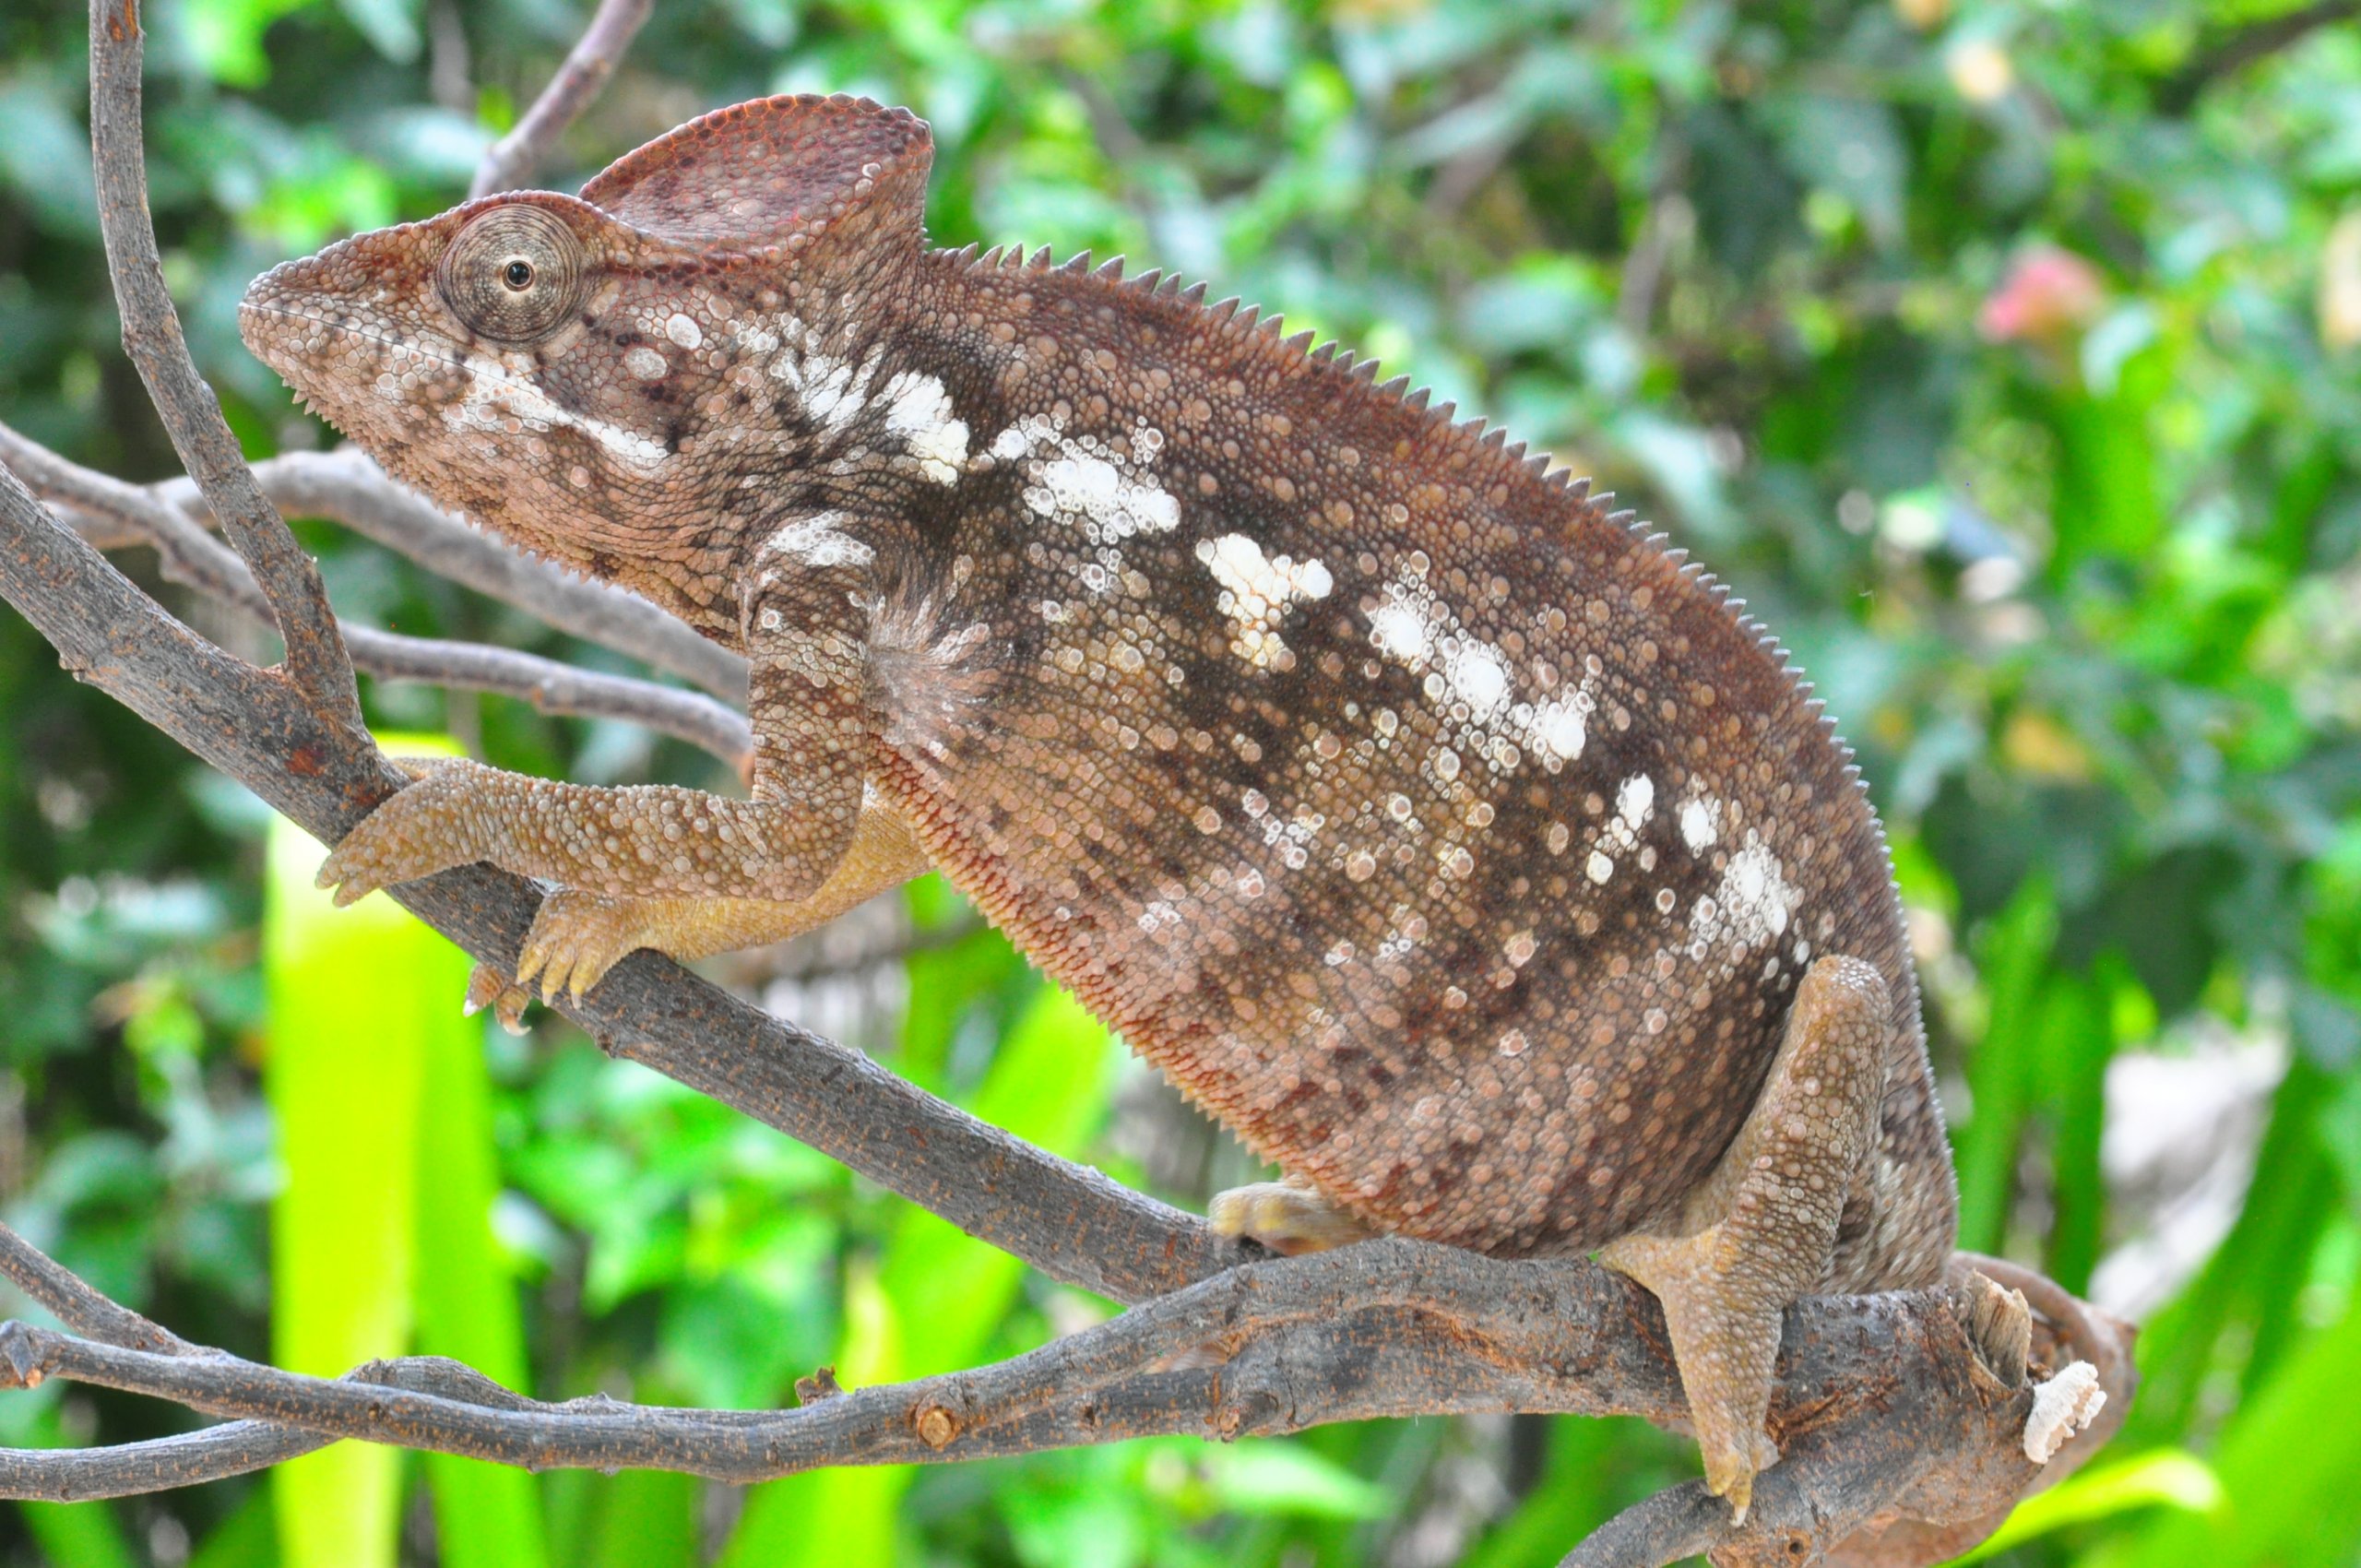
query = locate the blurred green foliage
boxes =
[4,0,2360,1563]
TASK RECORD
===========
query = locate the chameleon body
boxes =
[241,95,1958,1515]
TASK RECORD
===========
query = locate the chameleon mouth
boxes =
[237,298,472,381]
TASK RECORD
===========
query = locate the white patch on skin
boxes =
[1197,532,1334,668]
[761,511,872,570]
[1136,899,1184,934]
[1028,453,1178,540]
[990,413,1182,546]
[767,321,880,433]
[1369,599,1434,664]
[879,371,969,484]
[1603,773,1655,853]
[1524,678,1597,763]
[1586,849,1615,885]
[1446,642,1511,719]
[624,346,669,380]
[1679,794,1722,853]
[734,323,780,354]
[1689,835,1800,955]
[664,313,703,350]
[1619,773,1655,827]
[1364,562,1529,752]
[446,352,669,472]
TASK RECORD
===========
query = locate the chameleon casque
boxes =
[241,95,1958,1516]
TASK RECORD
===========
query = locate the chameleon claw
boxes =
[463,964,532,1035]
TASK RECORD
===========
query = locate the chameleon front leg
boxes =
[1597,954,1892,1524]
[508,794,929,1004]
[316,509,896,997]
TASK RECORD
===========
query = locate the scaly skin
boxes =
[240,94,1960,1511]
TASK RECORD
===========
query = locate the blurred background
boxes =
[4,0,2359,1563]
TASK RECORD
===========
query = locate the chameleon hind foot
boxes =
[1208,1175,1375,1255]
[1599,954,1892,1523]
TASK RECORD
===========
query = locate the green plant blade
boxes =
[265,733,488,1568]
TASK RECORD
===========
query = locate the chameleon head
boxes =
[238,190,734,582]
[239,94,935,611]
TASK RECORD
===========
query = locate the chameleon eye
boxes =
[437,206,586,345]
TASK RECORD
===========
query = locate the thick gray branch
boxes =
[0,457,1219,1304]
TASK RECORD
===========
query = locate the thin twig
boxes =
[86,0,362,730]
[185,450,749,701]
[0,429,751,766]
[470,0,657,198]
[0,1350,595,1502]
[2156,0,2361,114]
[31,438,746,704]
[350,630,752,763]
[0,1224,192,1358]
[758,911,984,982]
[1555,1481,1724,1568]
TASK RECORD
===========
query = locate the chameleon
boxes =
[239,94,1958,1516]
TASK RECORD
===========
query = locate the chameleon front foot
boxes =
[1599,954,1892,1524]
[1208,1177,1375,1255]
[458,802,935,1016]
[317,756,491,905]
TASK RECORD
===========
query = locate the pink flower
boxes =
[1978,246,2105,344]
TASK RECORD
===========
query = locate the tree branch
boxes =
[33,444,744,705]
[187,450,749,702]
[0,457,1220,1304]
[469,0,657,198]
[88,0,362,731]
[0,427,752,766]
[2156,0,2360,114]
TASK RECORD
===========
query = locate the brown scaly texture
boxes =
[240,94,1958,1509]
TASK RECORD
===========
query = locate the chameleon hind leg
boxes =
[468,798,930,1027]
[1598,954,1892,1523]
[1207,1172,1376,1255]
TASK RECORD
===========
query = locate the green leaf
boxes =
[335,0,421,63]
[183,0,317,88]
[1201,1440,1392,1520]
[1943,1447,2222,1562]
[1952,873,2058,1254]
